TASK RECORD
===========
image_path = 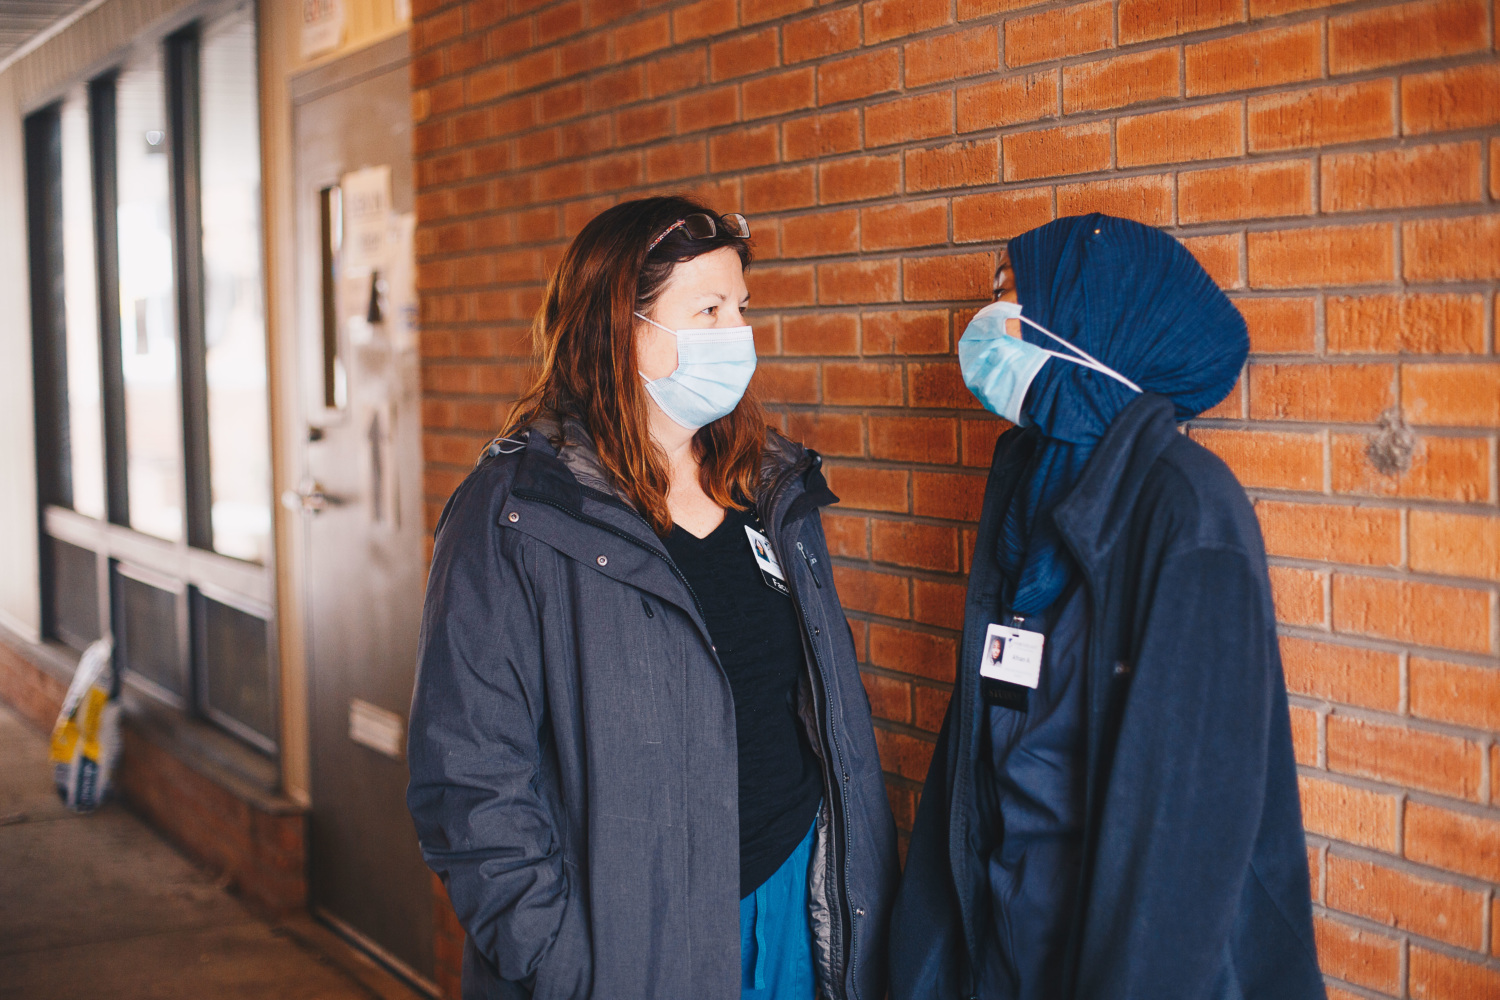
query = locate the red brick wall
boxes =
[409,0,1500,995]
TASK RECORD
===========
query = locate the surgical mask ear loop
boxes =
[634,311,677,337]
[1018,315,1143,394]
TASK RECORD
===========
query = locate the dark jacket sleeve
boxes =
[1073,544,1275,1000]
[406,474,587,994]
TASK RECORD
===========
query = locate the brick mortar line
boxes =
[1270,632,1495,679]
[1198,417,1499,436]
[1314,908,1494,972]
[1250,492,1500,515]
[1316,905,1500,972]
[826,596,969,628]
[1296,762,1496,816]
[858,661,955,691]
[876,769,926,793]
[1250,348,1500,362]
[1484,889,1496,958]
[1324,837,1500,895]
[414,133,1500,206]
[410,111,1500,200]
[406,218,1490,271]
[1403,783,1500,822]
[869,714,940,745]
[409,182,1500,249]
[1275,623,1500,668]
[410,119,1499,201]
[1308,698,1500,750]
[1268,619,1495,664]
[826,556,979,584]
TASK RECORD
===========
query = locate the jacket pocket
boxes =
[631,596,666,746]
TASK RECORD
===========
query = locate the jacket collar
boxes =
[510,411,836,529]
[1049,393,1180,574]
[519,412,619,500]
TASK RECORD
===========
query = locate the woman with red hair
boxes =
[407,196,897,1000]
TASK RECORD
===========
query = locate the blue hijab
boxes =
[1000,214,1248,614]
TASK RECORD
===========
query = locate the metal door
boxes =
[289,35,433,987]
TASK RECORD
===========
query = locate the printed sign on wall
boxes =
[301,0,345,58]
[339,165,391,277]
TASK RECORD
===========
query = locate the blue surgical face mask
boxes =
[957,300,1142,423]
[635,312,757,430]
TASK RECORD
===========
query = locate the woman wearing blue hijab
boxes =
[889,215,1325,1000]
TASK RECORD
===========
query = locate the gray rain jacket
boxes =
[407,415,899,1000]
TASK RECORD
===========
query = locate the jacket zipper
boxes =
[510,487,709,623]
[797,542,823,588]
[765,457,855,998]
[791,578,854,997]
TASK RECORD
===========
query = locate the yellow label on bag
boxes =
[80,686,107,762]
[50,718,79,763]
[51,686,108,764]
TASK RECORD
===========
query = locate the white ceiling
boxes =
[0,0,99,70]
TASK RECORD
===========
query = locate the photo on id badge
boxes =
[744,525,790,596]
[986,634,1006,674]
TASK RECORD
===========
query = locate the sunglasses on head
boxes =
[647,212,751,252]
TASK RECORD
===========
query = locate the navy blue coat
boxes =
[407,415,898,1000]
[890,394,1325,1000]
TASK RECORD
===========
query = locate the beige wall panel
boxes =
[0,71,42,642]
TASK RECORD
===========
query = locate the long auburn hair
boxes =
[504,196,767,535]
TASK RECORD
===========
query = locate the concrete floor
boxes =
[0,701,425,1000]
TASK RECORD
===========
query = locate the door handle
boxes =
[281,478,343,515]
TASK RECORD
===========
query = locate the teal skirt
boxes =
[739,816,817,999]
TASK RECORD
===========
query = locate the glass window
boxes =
[199,5,271,564]
[28,10,281,760]
[115,48,183,542]
[60,88,106,520]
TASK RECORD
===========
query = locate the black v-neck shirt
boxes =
[663,505,824,897]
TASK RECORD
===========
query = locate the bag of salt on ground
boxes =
[49,637,120,813]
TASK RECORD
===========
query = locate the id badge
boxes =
[979,622,1045,689]
[744,525,791,596]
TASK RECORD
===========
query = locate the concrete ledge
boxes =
[0,626,309,916]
